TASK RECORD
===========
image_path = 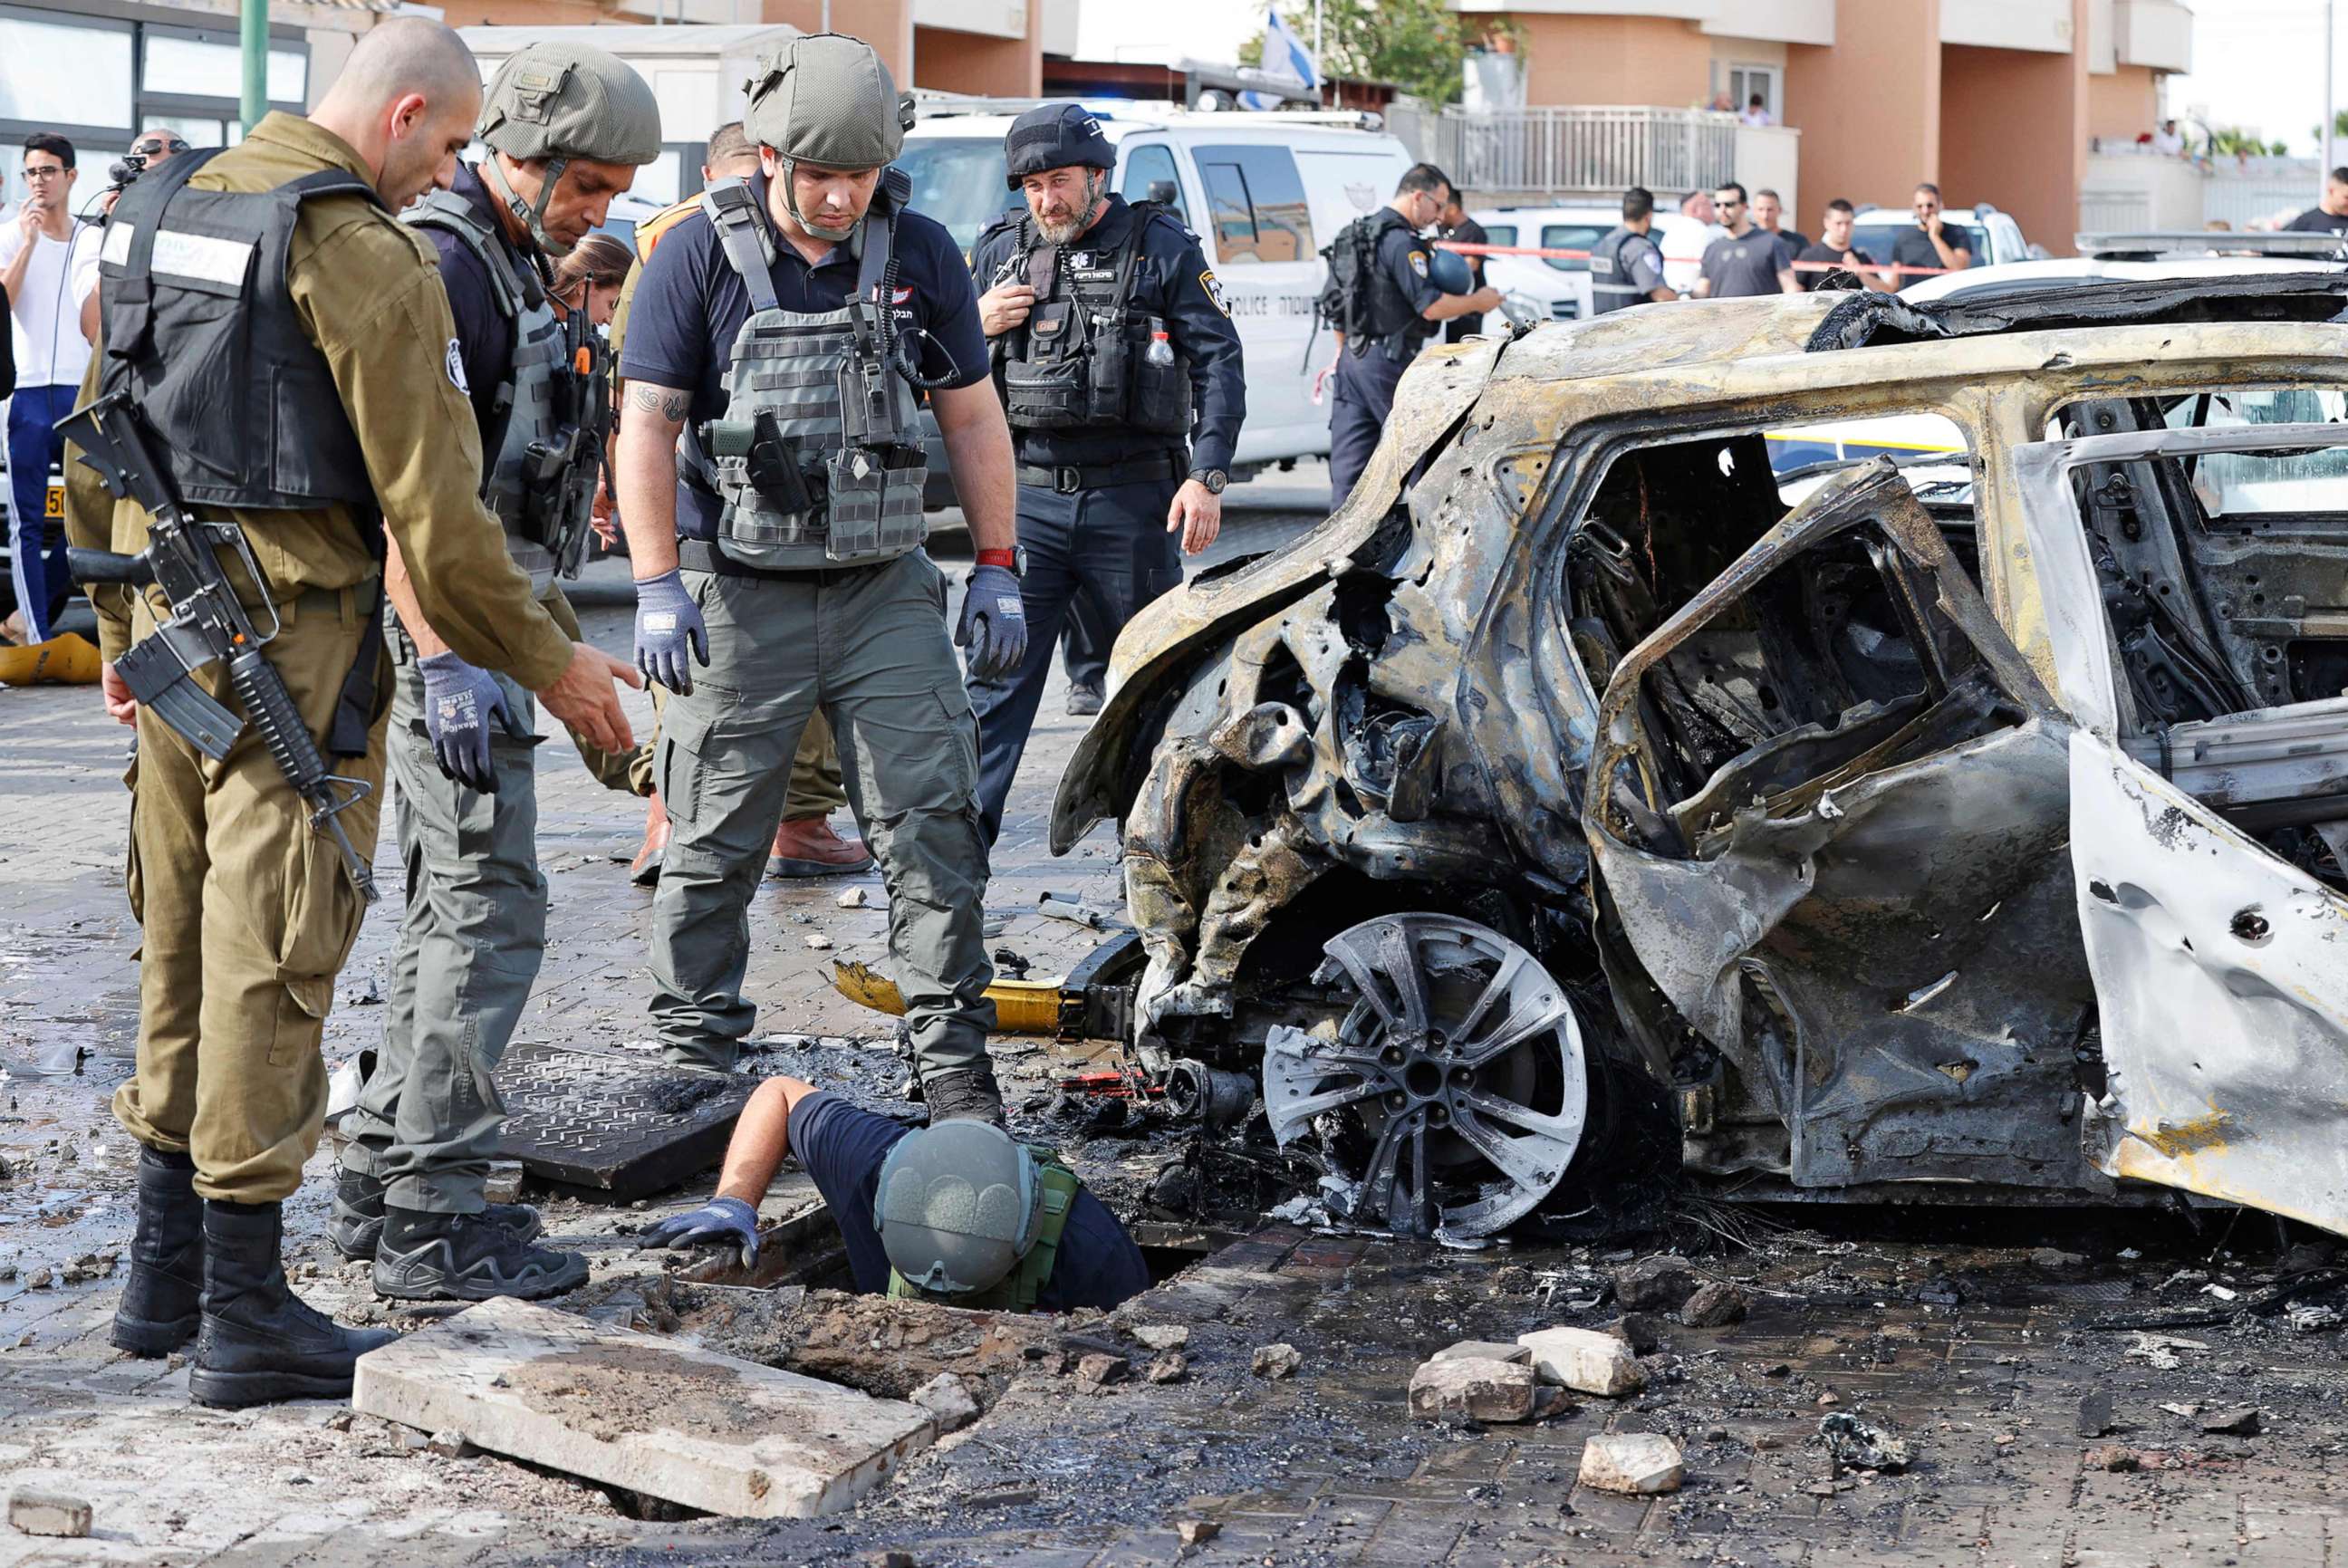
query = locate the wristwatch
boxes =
[1189,468,1228,495]
[976,545,1028,578]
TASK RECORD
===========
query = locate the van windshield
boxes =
[895,138,1020,253]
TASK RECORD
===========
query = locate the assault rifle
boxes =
[62,392,380,903]
[524,309,613,577]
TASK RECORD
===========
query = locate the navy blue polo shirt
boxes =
[620,175,989,538]
[417,160,527,442]
[789,1091,1151,1313]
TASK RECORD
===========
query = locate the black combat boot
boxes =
[922,1063,1006,1125]
[371,1207,588,1302]
[111,1145,205,1357]
[189,1199,399,1409]
[329,1164,543,1262]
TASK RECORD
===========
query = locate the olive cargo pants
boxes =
[337,606,547,1215]
[111,585,390,1203]
[650,552,996,1074]
[543,584,848,813]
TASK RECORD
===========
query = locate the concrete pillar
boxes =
[1785,0,1939,232]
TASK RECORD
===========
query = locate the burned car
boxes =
[1052,275,2348,1243]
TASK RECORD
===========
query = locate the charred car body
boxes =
[1052,275,2348,1243]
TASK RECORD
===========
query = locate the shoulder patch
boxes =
[1198,268,1229,316]
[1408,249,1429,278]
[445,338,469,395]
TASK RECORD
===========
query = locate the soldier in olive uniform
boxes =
[333,43,661,1303]
[66,17,640,1408]
[613,34,1023,1122]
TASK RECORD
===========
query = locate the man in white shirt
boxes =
[2,132,101,644]
[2151,119,2186,158]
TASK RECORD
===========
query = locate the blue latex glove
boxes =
[416,652,527,794]
[956,563,1028,682]
[633,568,708,696]
[639,1195,760,1270]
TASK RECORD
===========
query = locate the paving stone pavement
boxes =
[5,500,2348,1565]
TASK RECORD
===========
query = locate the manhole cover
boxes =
[493,1042,754,1202]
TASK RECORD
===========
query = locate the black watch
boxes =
[1189,467,1228,495]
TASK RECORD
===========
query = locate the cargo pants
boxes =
[111,582,390,1203]
[338,602,546,1215]
[543,586,850,813]
[649,551,996,1076]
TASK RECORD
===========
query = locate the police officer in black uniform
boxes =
[967,104,1245,846]
[1322,163,1498,511]
[1589,186,1679,315]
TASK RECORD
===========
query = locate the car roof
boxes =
[1901,255,2342,303]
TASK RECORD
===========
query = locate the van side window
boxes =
[1194,144,1314,265]
[1120,142,1188,226]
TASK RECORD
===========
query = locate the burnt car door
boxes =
[2013,418,2348,1234]
[1580,461,2104,1193]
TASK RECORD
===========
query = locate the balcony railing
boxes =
[1389,104,1741,199]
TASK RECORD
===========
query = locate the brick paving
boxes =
[5,495,2348,1564]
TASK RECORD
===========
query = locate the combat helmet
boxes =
[476,41,661,256]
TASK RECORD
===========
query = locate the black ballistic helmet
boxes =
[1005,102,1112,189]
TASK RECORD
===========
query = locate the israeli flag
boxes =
[1239,8,1321,111]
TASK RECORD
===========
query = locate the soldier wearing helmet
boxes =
[612,34,1022,1123]
[965,104,1246,846]
[337,41,661,1303]
[641,1075,1149,1313]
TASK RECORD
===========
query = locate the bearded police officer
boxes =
[1590,186,1679,313]
[641,1074,1149,1311]
[332,43,660,1303]
[66,16,640,1408]
[1320,163,1498,510]
[614,34,1022,1122]
[967,104,1244,845]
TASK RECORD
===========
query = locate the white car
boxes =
[1468,205,1713,317]
[898,107,1412,478]
[1902,254,2339,303]
[1848,201,2036,280]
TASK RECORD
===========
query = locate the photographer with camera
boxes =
[3,132,101,645]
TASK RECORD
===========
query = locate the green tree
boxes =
[1235,0,1506,107]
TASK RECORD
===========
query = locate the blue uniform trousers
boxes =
[970,475,1183,845]
[1327,346,1410,512]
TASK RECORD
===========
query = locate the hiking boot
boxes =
[188,1200,398,1409]
[111,1145,204,1357]
[329,1165,543,1262]
[767,814,872,879]
[1066,680,1104,717]
[630,789,670,887]
[371,1207,589,1303]
[921,1063,1006,1126]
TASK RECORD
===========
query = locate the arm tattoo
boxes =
[629,382,691,423]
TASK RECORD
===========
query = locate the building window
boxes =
[0,12,134,130]
[142,32,307,106]
[1721,63,1784,122]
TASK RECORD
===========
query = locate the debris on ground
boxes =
[1250,1343,1300,1380]
[1431,1339,1531,1364]
[1177,1519,1219,1547]
[1517,1325,1643,1396]
[1578,1434,1685,1496]
[1074,1352,1130,1392]
[2076,1390,2114,1438]
[1611,1255,1701,1312]
[1143,1352,1188,1384]
[1407,1356,1539,1422]
[8,1488,92,1538]
[1818,1412,1915,1473]
[909,1373,979,1435]
[2199,1406,2261,1436]
[1678,1280,1748,1326]
[1130,1323,1189,1352]
[837,888,871,909]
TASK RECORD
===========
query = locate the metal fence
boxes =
[1389,103,1739,199]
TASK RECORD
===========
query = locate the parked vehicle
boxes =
[1849,200,2036,275]
[1468,205,1714,317]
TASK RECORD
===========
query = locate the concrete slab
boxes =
[351,1297,934,1519]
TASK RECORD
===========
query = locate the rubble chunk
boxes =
[2076,1390,2113,1438]
[909,1373,980,1435]
[1131,1323,1189,1352]
[1178,1520,1219,1547]
[2287,1303,2342,1333]
[1144,1352,1188,1385]
[2029,1246,2089,1271]
[482,1161,525,1205]
[1251,1343,1300,1380]
[1432,1339,1532,1365]
[1607,1313,1663,1354]
[865,1552,916,1568]
[1409,1357,1538,1422]
[427,1430,479,1458]
[1517,1326,1644,1397]
[1819,1412,1912,1473]
[8,1489,91,1538]
[2199,1406,2260,1436]
[1611,1255,1701,1312]
[2085,1445,2142,1472]
[1577,1434,1685,1496]
[1074,1353,1130,1391]
[1679,1282,1748,1327]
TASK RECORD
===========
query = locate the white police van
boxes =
[897,105,1413,485]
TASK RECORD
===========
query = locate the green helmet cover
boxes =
[875,1121,1041,1297]
[743,33,915,172]
[479,42,663,167]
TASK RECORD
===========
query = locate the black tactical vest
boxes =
[1318,208,1424,360]
[1589,226,1660,313]
[96,147,377,513]
[990,201,1191,440]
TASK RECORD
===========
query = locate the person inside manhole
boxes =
[640,1076,1150,1311]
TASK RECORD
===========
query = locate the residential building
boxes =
[1447,0,2193,253]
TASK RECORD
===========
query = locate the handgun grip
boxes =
[69,547,155,589]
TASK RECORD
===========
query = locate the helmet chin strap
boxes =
[775,156,861,244]
[484,152,573,259]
